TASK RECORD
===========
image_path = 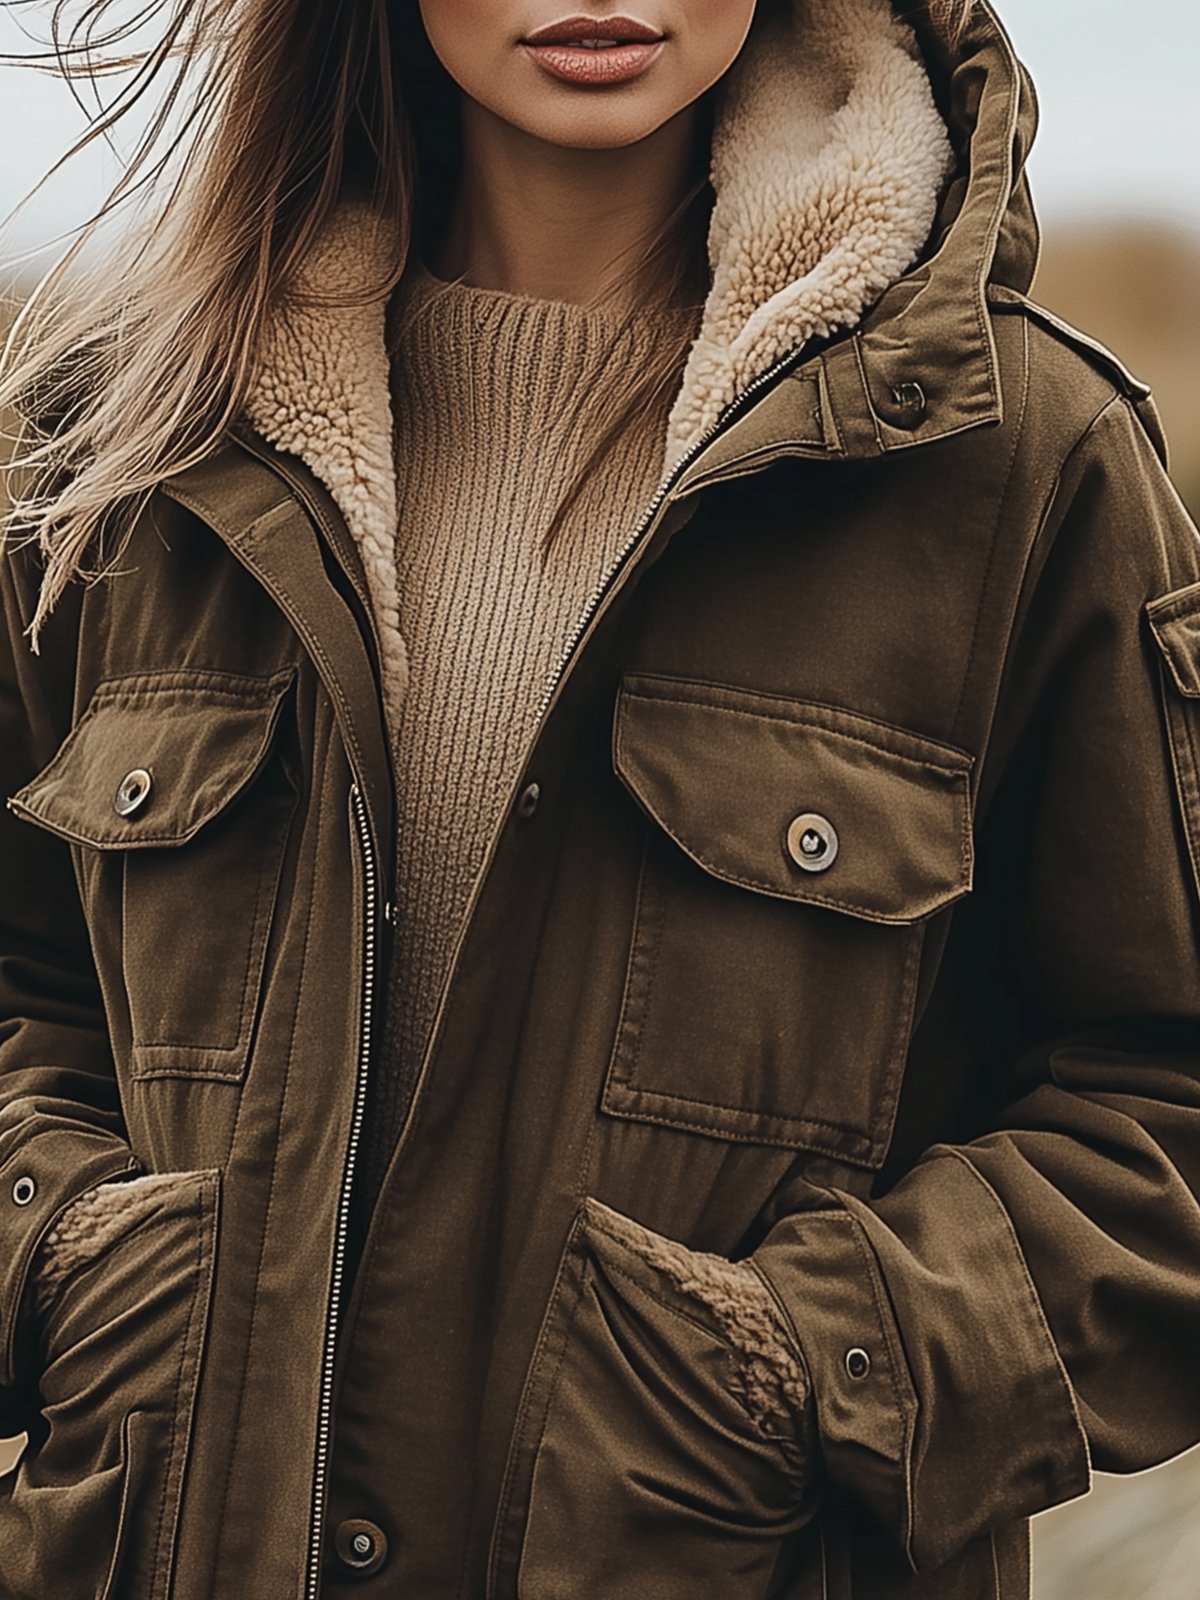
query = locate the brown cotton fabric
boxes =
[2,3,1200,1599]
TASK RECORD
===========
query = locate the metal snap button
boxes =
[888,380,927,425]
[785,813,839,873]
[11,1175,36,1206]
[516,781,541,820]
[113,767,153,818]
[333,1517,388,1576]
[845,1346,872,1381]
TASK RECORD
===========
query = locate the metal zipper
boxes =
[530,350,801,729]
[383,339,813,1180]
[305,778,379,1600]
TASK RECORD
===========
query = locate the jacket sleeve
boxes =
[0,537,139,1430]
[747,392,1200,1572]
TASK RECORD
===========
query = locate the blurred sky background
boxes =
[1,3,1200,1597]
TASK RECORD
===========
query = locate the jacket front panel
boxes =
[0,474,389,1597]
[3,7,1200,1600]
[3,272,1200,1600]
[321,438,1004,1595]
[316,286,1200,1600]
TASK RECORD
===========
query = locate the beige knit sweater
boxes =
[362,255,679,1172]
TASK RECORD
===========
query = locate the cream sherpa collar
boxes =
[243,0,952,731]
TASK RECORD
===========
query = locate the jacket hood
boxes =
[241,0,1037,731]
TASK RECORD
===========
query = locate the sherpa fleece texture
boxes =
[242,0,952,734]
[584,1197,812,1460]
[30,1171,196,1322]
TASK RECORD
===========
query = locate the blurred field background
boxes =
[2,2,1200,1596]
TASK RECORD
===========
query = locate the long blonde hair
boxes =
[0,0,972,649]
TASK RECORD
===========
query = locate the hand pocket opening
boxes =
[2,1168,219,1600]
[488,1195,820,1600]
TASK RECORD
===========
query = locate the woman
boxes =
[1,0,1198,1596]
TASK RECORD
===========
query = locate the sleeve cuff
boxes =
[750,1148,1093,1571]
[751,1209,920,1557]
[0,1126,140,1391]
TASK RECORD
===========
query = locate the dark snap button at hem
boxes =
[333,1518,388,1577]
[516,781,541,819]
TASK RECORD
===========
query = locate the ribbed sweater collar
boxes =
[386,255,667,381]
[386,253,675,566]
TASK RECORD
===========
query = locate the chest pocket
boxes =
[7,667,300,1082]
[604,672,975,1166]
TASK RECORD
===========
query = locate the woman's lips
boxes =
[521,39,665,86]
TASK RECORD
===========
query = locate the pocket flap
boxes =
[613,673,975,924]
[1147,581,1200,696]
[7,668,296,849]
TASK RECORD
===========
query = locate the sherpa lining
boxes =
[31,1171,194,1320]
[585,1198,811,1451]
[667,0,953,466]
[246,205,407,729]
[242,0,952,735]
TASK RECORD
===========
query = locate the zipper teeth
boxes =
[306,779,378,1600]
[531,349,802,729]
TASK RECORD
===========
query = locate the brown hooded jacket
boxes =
[2,3,1200,1598]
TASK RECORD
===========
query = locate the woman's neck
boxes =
[428,94,701,311]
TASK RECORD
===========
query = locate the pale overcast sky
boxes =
[1,0,1198,258]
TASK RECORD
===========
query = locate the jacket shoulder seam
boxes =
[986,285,1152,404]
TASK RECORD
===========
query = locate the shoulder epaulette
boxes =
[987,283,1168,468]
[987,284,1153,403]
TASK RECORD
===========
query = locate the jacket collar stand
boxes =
[829,1,1039,456]
[672,0,1040,484]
